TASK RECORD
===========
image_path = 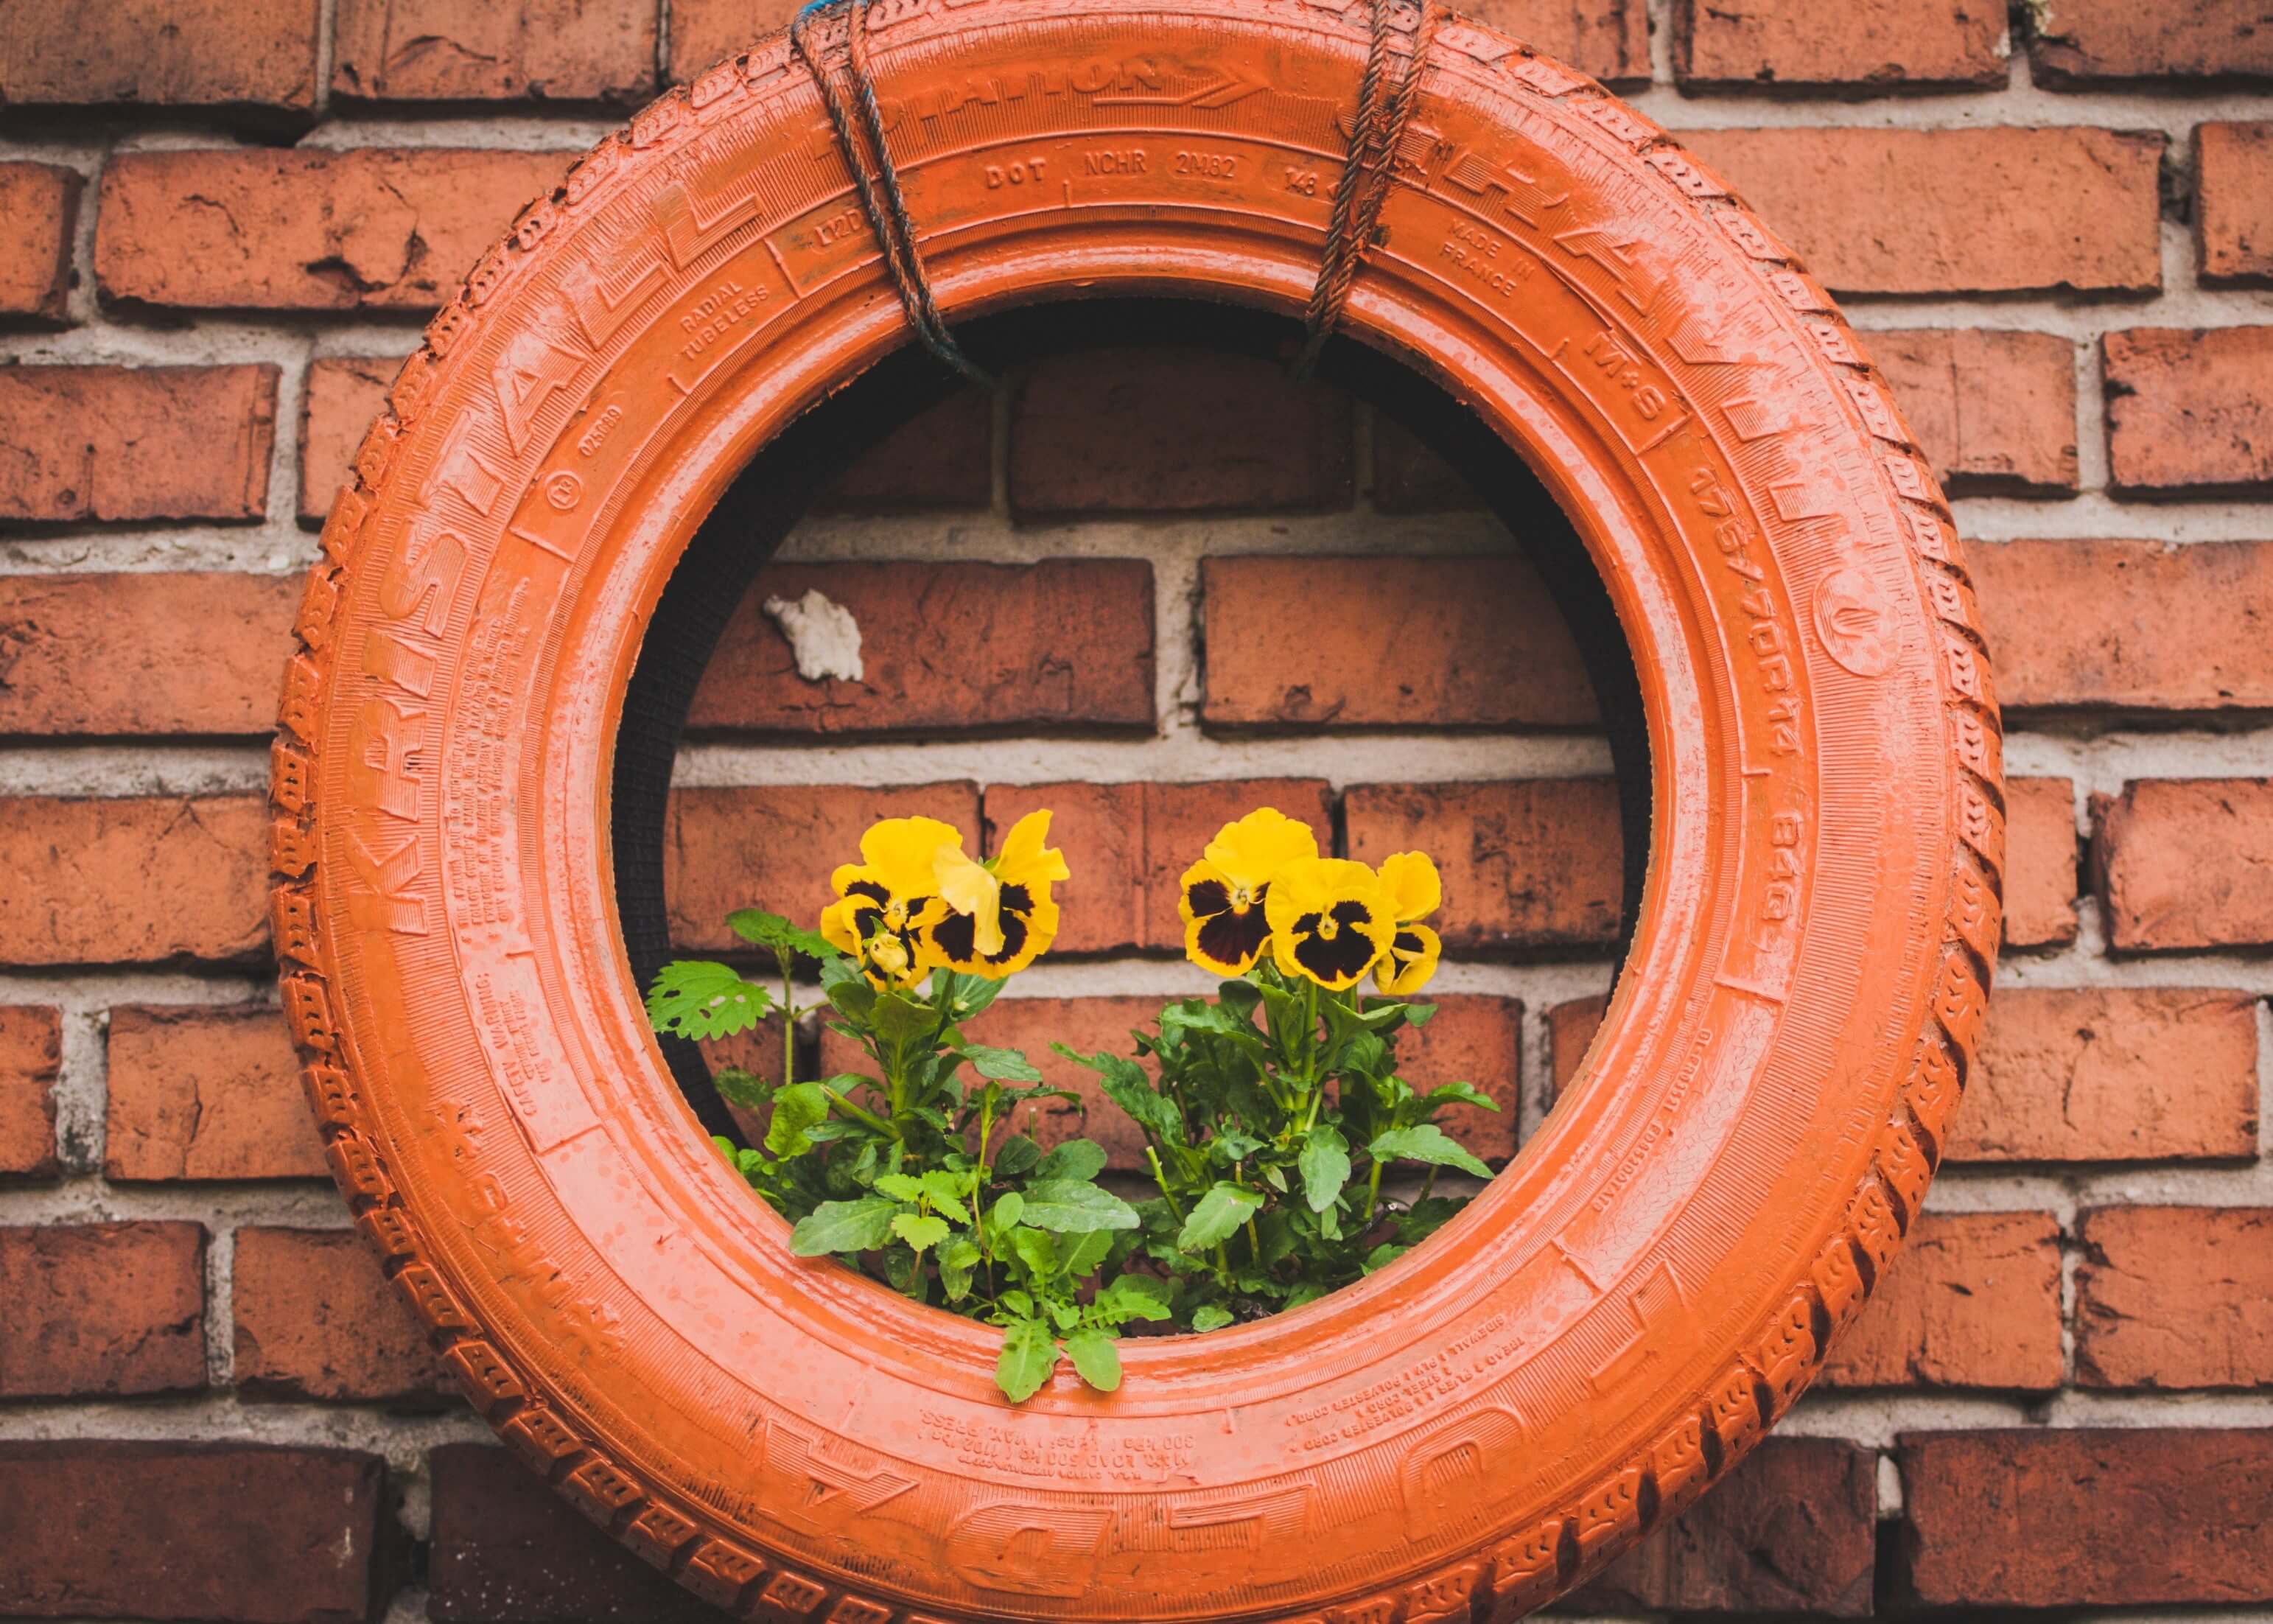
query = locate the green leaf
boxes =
[788,1197,898,1256]
[1055,1046,1183,1144]
[726,908,836,960]
[1190,1303,1235,1332]
[645,961,773,1040]
[711,1066,774,1109]
[1420,1080,1499,1113]
[819,955,875,1021]
[1368,1123,1493,1180]
[872,993,937,1046]
[1096,1274,1174,1323]
[1032,1138,1107,1183]
[1059,1228,1114,1281]
[995,1317,1057,1404]
[1020,1179,1140,1233]
[988,1192,1025,1236]
[1364,1242,1409,1273]
[872,1172,925,1203]
[1177,1183,1264,1253]
[891,1212,950,1254]
[919,1169,973,1223]
[938,1236,981,1301]
[1298,1124,1352,1214]
[764,1082,830,1159]
[1001,1289,1034,1318]
[961,1043,1043,1083]
[1062,1326,1122,1391]
[1010,1226,1059,1278]
[992,1135,1041,1178]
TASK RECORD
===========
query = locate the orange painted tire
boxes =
[273,2,2003,1617]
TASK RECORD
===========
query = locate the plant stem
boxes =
[1145,1147,1185,1221]
[778,951,796,1092]
[1363,1158,1384,1223]
[821,1085,894,1140]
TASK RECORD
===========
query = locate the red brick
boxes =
[668,0,802,82]
[1200,555,1597,729]
[97,148,573,311]
[105,1006,325,1183]
[2200,122,2273,283]
[332,0,656,102]
[821,993,1521,1171]
[2003,775,2078,948]
[2077,1206,2273,1389]
[428,1443,689,1623]
[1900,1429,2273,1606]
[2094,778,2273,949]
[1677,0,2006,88]
[0,365,275,522]
[0,0,319,111]
[2104,326,2273,494]
[1821,1211,2064,1390]
[0,1008,60,1181]
[665,783,981,952]
[234,1228,453,1404]
[1547,993,1607,1093]
[688,560,1154,735]
[1009,350,1353,517]
[0,164,81,322]
[0,573,298,736]
[1962,987,2260,1163]
[0,1441,388,1623]
[1371,413,1479,512]
[0,796,269,967]
[978,779,1337,955]
[1576,1439,1875,1615]
[298,354,400,522]
[1869,329,2077,494]
[1452,0,1650,83]
[2032,0,2273,84]
[0,1222,205,1398]
[1345,780,1622,953]
[816,388,993,511]
[1973,539,2273,711]
[1683,127,2163,295]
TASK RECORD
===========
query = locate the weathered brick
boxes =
[1547,993,1607,1093]
[1576,1438,1875,1615]
[0,796,269,967]
[234,1227,453,1404]
[0,573,298,735]
[1963,988,2260,1162]
[668,0,803,82]
[2003,775,2078,948]
[1199,555,1597,729]
[1869,329,2078,494]
[820,993,1521,1170]
[816,388,993,511]
[2032,0,2273,85]
[2104,326,2273,494]
[1677,0,2006,88]
[0,1222,206,1398]
[1821,1211,2064,1390]
[0,365,275,522]
[978,779,1337,955]
[1009,350,1353,517]
[1370,413,1480,512]
[1900,1429,2273,1606]
[665,783,981,952]
[332,0,656,102]
[1454,0,1650,83]
[298,354,401,522]
[0,0,320,111]
[1345,780,1622,953]
[428,1443,690,1623]
[2094,778,2273,949]
[688,560,1154,735]
[97,148,573,311]
[2200,122,2273,282]
[2077,1206,2273,1389]
[1972,539,2273,710]
[0,1008,61,1180]
[0,164,81,322]
[0,1441,388,1623]
[1683,127,2163,294]
[105,1006,325,1182]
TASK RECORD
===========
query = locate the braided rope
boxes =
[1295,0,1440,378]
[791,0,994,388]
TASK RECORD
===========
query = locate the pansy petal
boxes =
[1202,807,1319,892]
[934,844,1006,956]
[858,816,967,900]
[1377,851,1442,924]
[995,808,1071,888]
[1376,922,1442,995]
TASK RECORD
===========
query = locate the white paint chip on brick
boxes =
[763,588,864,684]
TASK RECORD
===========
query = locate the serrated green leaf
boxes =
[1020,1179,1139,1233]
[892,1211,950,1254]
[1062,1326,1121,1391]
[995,1316,1057,1404]
[645,961,773,1040]
[789,1197,898,1256]
[961,1043,1043,1083]
[1031,1138,1107,1183]
[726,908,836,960]
[1096,1274,1174,1323]
[1190,1303,1235,1332]
[764,1081,830,1159]
[1298,1124,1351,1214]
[1053,1045,1182,1144]
[872,1172,925,1203]
[1368,1123,1493,1180]
[1177,1183,1264,1253]
[920,1169,973,1223]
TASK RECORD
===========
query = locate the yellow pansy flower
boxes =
[1264,856,1394,991]
[1373,850,1443,995]
[921,809,1070,979]
[820,816,963,990]
[1178,807,1320,977]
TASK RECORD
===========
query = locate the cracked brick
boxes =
[0,1222,206,1398]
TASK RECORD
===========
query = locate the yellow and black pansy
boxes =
[1178,807,1320,977]
[921,809,1069,979]
[1373,850,1443,996]
[1264,856,1395,992]
[818,816,962,990]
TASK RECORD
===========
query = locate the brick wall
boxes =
[1,2,2270,1620]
